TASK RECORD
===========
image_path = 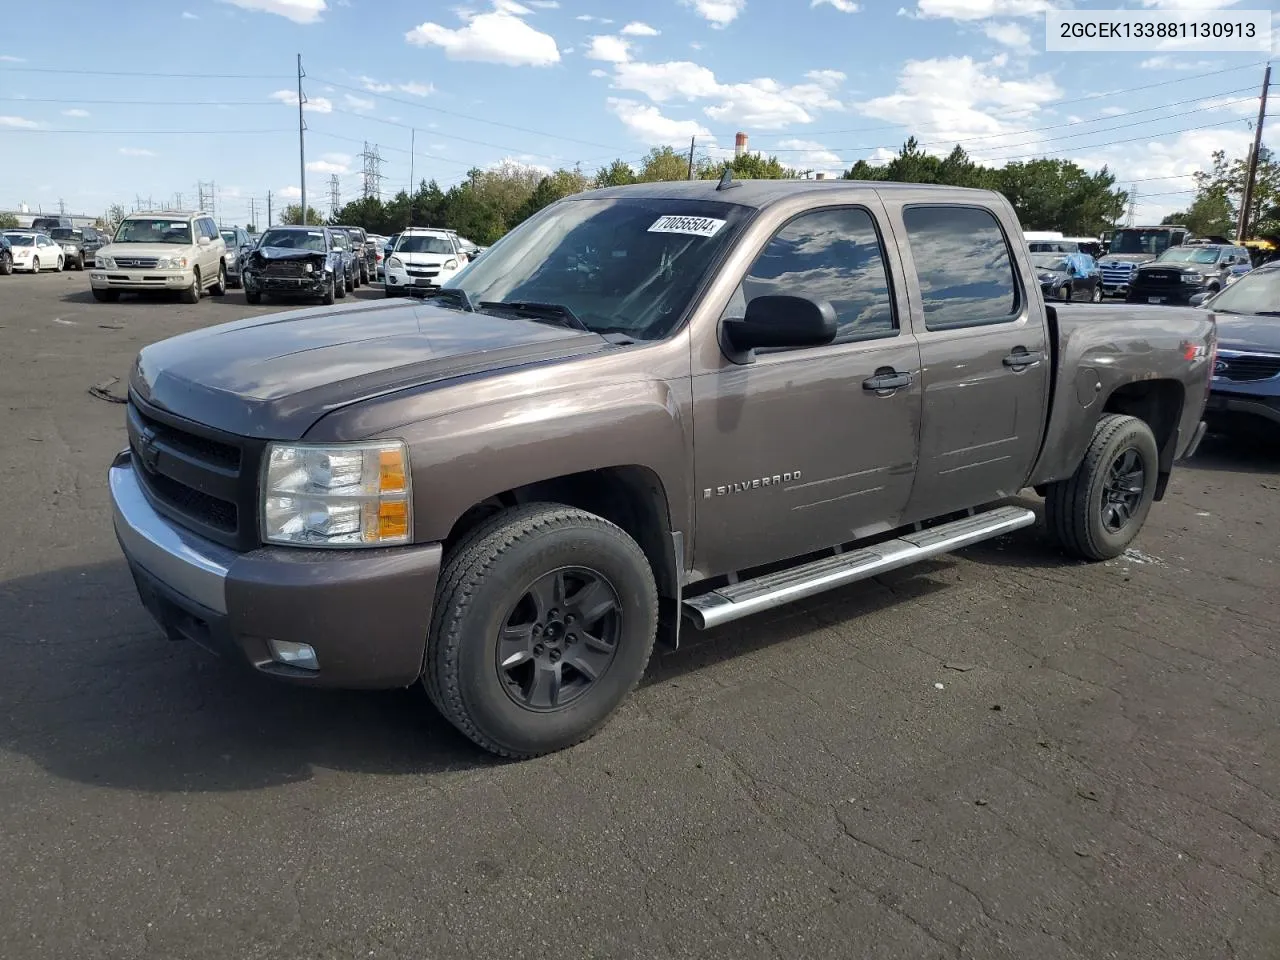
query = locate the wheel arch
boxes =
[1099,378,1185,500]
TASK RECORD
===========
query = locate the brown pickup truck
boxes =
[109,179,1216,758]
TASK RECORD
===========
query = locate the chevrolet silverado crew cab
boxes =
[109,179,1215,759]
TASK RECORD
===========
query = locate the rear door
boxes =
[886,201,1051,521]
[690,201,923,575]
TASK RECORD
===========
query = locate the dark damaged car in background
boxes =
[243,226,348,306]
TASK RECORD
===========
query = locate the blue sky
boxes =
[0,0,1272,226]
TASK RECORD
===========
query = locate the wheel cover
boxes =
[495,566,622,712]
[1101,447,1146,533]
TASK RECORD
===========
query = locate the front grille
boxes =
[1100,262,1136,286]
[126,396,263,550]
[406,267,439,278]
[1216,351,1280,383]
[116,257,158,269]
[260,260,309,278]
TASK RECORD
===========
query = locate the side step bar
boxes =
[682,505,1036,630]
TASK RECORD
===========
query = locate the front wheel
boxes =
[1044,413,1159,561]
[345,271,355,293]
[1091,283,1102,303]
[181,269,201,304]
[425,504,659,759]
[335,273,347,298]
[244,288,262,305]
[0,252,11,275]
[322,274,336,305]
[31,256,40,273]
[1059,283,1072,302]
[210,263,227,296]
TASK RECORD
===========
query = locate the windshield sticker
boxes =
[648,215,727,238]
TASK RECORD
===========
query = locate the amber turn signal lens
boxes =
[378,501,410,540]
[379,448,407,492]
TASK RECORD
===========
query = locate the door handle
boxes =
[862,370,913,392]
[1003,350,1044,368]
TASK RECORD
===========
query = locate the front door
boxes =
[889,203,1051,521]
[691,204,923,577]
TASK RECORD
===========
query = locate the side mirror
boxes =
[723,295,838,358]
[1189,291,1212,307]
[197,235,211,246]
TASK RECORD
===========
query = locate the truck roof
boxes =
[580,178,1003,210]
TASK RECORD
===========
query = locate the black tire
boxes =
[181,269,201,304]
[384,286,397,297]
[0,252,11,275]
[210,262,227,296]
[1044,413,1160,562]
[91,288,120,302]
[74,253,85,271]
[426,503,659,759]
[1060,283,1073,303]
[55,255,64,272]
[244,289,262,305]
[1090,283,1102,303]
[335,273,347,298]
[360,263,370,284]
[31,256,40,273]
[322,273,335,305]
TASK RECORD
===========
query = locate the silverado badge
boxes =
[704,472,801,498]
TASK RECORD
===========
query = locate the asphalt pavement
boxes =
[2,269,1279,960]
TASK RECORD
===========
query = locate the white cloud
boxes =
[270,89,334,112]
[278,186,303,201]
[182,10,199,19]
[306,159,349,174]
[358,75,394,92]
[806,69,846,88]
[576,14,613,22]
[222,0,326,24]
[983,21,1031,48]
[343,93,375,111]
[586,35,632,63]
[855,55,1062,161]
[1099,106,1127,116]
[621,21,660,36]
[690,41,704,50]
[910,0,1055,19]
[528,0,560,6]
[1139,55,1219,70]
[812,0,860,11]
[1136,0,1241,7]
[683,0,746,28]
[399,81,434,96]
[61,108,90,118]
[609,98,712,144]
[777,138,844,173]
[118,147,156,157]
[0,55,26,62]
[612,60,721,102]
[406,2,560,66]
[0,115,39,128]
[590,68,608,78]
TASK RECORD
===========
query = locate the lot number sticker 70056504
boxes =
[647,215,727,238]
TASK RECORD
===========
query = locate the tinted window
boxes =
[724,207,896,345]
[903,206,1019,330]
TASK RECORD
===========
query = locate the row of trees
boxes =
[291,139,1130,244]
[1161,147,1279,238]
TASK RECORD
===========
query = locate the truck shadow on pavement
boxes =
[2,554,967,793]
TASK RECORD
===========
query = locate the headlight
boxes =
[443,258,458,270]
[262,441,412,547]
[96,256,115,268]
[304,262,314,273]
[1180,273,1202,284]
[62,243,78,252]
[387,256,404,269]
[156,255,188,269]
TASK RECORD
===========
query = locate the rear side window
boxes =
[727,206,897,347]
[903,206,1020,331]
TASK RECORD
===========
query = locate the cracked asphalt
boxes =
[2,270,1279,959]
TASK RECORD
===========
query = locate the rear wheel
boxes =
[31,256,40,273]
[210,262,227,296]
[1044,413,1159,561]
[55,255,64,272]
[426,504,659,759]
[345,270,355,293]
[0,251,11,275]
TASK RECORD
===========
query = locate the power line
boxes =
[2,128,288,135]
[325,106,586,162]
[0,66,291,79]
[0,97,283,106]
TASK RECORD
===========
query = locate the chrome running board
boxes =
[682,505,1036,630]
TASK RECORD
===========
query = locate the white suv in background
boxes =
[91,210,227,303]
[383,228,464,296]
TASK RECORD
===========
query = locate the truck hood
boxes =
[246,245,328,264]
[129,300,609,439]
[1211,312,1280,354]
[1100,254,1156,265]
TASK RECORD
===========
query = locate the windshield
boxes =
[1157,247,1221,265]
[115,218,192,244]
[396,235,454,255]
[1205,267,1280,315]
[1032,255,1070,271]
[50,228,82,241]
[443,198,751,340]
[259,228,327,252]
[4,234,34,246]
[220,230,239,244]
[1109,229,1178,256]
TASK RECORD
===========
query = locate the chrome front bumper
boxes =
[109,451,234,614]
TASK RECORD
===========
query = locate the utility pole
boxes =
[267,190,273,227]
[249,197,257,230]
[1237,62,1271,242]
[174,191,183,209]
[297,53,308,225]
[360,141,385,200]
[687,136,696,180]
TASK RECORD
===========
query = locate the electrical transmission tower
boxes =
[1125,184,1137,227]
[329,174,341,216]
[360,141,385,201]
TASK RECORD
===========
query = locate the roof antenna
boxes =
[717,166,740,191]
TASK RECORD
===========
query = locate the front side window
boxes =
[903,205,1019,330]
[724,206,896,346]
[443,197,752,340]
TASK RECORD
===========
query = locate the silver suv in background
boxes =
[219,225,254,288]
